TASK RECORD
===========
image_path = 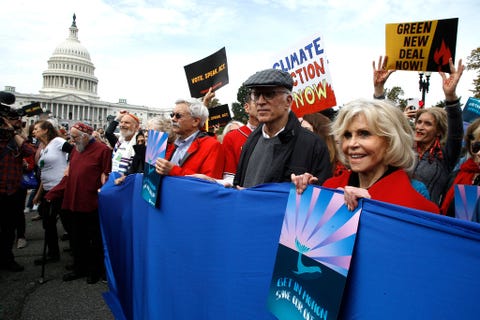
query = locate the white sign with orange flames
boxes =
[385,18,458,73]
[272,34,337,117]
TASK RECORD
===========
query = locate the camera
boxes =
[0,91,43,126]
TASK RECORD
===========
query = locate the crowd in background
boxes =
[1,55,476,280]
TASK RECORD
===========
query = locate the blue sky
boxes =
[0,0,478,111]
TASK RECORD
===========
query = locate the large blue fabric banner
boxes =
[99,173,480,319]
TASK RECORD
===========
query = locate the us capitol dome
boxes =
[5,14,165,130]
[40,13,99,100]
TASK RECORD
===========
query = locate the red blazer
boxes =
[166,132,225,179]
[323,169,440,214]
[222,126,252,175]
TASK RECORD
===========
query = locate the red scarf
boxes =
[417,136,443,163]
[440,158,480,214]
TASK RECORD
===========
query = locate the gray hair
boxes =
[147,116,170,131]
[175,98,209,127]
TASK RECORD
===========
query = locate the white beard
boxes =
[120,128,135,140]
[75,140,86,153]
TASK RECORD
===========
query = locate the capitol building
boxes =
[5,14,169,130]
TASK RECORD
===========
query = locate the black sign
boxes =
[208,104,231,127]
[184,47,229,98]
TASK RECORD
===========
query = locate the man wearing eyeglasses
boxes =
[233,68,332,188]
[155,99,224,179]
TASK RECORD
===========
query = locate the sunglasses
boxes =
[472,141,480,154]
[170,112,185,119]
[250,89,289,101]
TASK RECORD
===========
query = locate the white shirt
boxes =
[38,137,68,191]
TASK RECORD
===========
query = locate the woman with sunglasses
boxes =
[441,118,480,216]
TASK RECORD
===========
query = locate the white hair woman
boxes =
[292,99,439,213]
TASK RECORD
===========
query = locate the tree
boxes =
[385,86,407,109]
[231,84,249,123]
[466,47,480,98]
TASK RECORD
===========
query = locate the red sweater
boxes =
[323,169,440,214]
[166,133,225,179]
[222,126,252,175]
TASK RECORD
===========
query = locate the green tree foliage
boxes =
[466,47,480,98]
[231,84,249,123]
[231,102,248,123]
[385,86,407,109]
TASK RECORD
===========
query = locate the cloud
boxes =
[0,0,478,110]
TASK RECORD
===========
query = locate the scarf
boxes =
[440,158,480,215]
[417,136,443,163]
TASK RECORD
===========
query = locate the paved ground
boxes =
[0,211,114,320]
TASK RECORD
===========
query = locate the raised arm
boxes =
[373,56,395,98]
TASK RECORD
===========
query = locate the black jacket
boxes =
[234,112,332,187]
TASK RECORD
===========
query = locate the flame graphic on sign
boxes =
[433,40,452,71]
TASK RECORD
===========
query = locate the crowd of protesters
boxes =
[0,55,474,279]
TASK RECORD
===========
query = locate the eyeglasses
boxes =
[70,134,81,140]
[250,89,289,101]
[170,112,188,119]
[471,141,480,154]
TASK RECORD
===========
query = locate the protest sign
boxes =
[454,184,480,222]
[267,186,360,320]
[184,47,229,98]
[272,34,337,117]
[141,130,168,207]
[207,104,231,127]
[385,18,458,72]
[462,97,480,124]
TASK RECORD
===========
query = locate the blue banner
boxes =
[99,174,480,319]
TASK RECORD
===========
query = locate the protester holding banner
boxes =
[233,68,332,188]
[292,99,439,213]
[441,118,480,217]
[155,99,224,179]
[114,116,174,185]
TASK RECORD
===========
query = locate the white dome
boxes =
[53,38,91,61]
[40,14,99,100]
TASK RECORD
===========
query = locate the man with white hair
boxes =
[155,99,224,179]
[46,122,111,284]
[105,110,140,174]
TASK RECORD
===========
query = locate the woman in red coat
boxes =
[292,99,439,213]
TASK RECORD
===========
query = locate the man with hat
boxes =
[46,122,112,284]
[105,110,140,174]
[233,68,332,188]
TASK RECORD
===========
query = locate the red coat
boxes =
[46,139,112,212]
[323,169,440,214]
[222,126,252,175]
[166,133,225,179]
